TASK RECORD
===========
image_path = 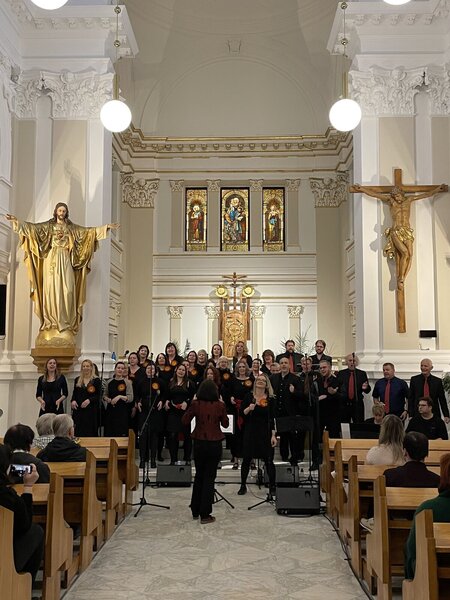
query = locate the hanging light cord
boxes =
[341,2,349,99]
[113,2,121,100]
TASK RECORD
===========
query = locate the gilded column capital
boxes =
[250,306,266,319]
[310,173,348,208]
[121,174,159,208]
[249,179,264,192]
[169,180,184,192]
[206,179,221,192]
[287,305,304,318]
[285,179,301,192]
[167,306,183,319]
[204,306,221,319]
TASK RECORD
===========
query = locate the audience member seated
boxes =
[406,396,449,440]
[37,414,87,462]
[0,444,44,585]
[405,453,450,580]
[365,414,405,466]
[3,424,50,484]
[384,432,440,487]
[365,403,385,426]
[33,413,56,450]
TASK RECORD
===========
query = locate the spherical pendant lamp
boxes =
[30,0,69,9]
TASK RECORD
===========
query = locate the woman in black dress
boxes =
[229,360,253,469]
[71,359,101,437]
[209,344,223,367]
[186,350,204,390]
[250,357,263,381]
[103,362,133,436]
[137,345,151,368]
[261,349,275,376]
[36,357,68,416]
[197,349,208,370]
[136,363,166,468]
[232,341,252,370]
[165,364,194,464]
[238,374,277,496]
[165,342,182,370]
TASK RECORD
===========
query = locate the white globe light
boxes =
[100,100,132,133]
[383,0,411,5]
[30,0,69,9]
[329,98,362,132]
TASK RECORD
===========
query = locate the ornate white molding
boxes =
[287,305,304,319]
[206,180,221,192]
[250,306,266,319]
[204,306,221,319]
[109,299,122,320]
[13,71,42,119]
[42,71,113,119]
[350,67,424,116]
[249,179,264,192]
[424,65,450,115]
[121,174,159,208]
[285,179,301,192]
[169,180,184,193]
[167,306,183,319]
[348,303,356,339]
[310,173,348,208]
[0,50,15,112]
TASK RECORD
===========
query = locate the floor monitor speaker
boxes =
[156,463,192,487]
[275,485,321,515]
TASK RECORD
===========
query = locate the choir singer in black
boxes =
[337,353,371,424]
[182,379,229,524]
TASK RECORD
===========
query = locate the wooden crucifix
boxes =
[349,169,447,333]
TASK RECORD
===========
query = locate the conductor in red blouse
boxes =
[182,380,229,524]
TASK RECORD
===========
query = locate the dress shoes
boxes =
[200,515,216,524]
[237,484,247,495]
[150,461,156,468]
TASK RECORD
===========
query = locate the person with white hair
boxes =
[37,414,87,462]
[33,413,56,449]
[409,358,450,422]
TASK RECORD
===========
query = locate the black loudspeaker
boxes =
[275,485,321,515]
[156,464,192,487]
[419,330,437,338]
[0,284,5,337]
[263,464,300,487]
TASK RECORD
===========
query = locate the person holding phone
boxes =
[0,444,44,584]
[3,424,50,484]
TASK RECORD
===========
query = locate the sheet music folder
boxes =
[275,415,313,434]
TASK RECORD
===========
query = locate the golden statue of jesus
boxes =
[6,203,118,347]
[350,169,447,332]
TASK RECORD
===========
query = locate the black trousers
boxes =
[14,523,44,584]
[190,439,222,518]
[139,427,159,464]
[241,455,276,488]
[168,428,192,463]
[340,399,365,424]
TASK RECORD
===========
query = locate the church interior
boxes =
[1,0,450,599]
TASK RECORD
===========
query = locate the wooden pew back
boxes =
[0,505,32,600]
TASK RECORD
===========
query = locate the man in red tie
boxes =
[337,353,371,424]
[372,363,409,420]
[408,359,450,422]
[275,340,303,374]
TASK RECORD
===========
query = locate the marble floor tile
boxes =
[63,482,366,600]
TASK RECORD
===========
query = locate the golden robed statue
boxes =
[6,203,118,349]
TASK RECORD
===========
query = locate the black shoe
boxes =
[237,484,247,495]
[289,458,298,466]
[150,462,156,469]
[139,461,145,469]
[157,455,164,462]
[269,486,276,498]
[185,460,191,466]
[232,463,239,470]
[310,461,320,471]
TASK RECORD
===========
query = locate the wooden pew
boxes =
[47,450,103,577]
[401,509,450,600]
[365,477,437,600]
[93,440,123,539]
[14,476,73,600]
[0,505,32,600]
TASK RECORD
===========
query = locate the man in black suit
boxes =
[275,339,303,374]
[337,353,371,424]
[383,431,440,487]
[408,358,450,422]
[271,357,302,464]
[310,339,332,371]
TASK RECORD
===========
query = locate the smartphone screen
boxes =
[10,464,32,476]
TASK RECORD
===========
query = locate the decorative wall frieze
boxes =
[250,306,266,319]
[204,306,221,319]
[348,303,356,338]
[169,180,184,192]
[121,174,159,208]
[13,71,41,119]
[249,179,264,192]
[116,125,350,160]
[167,306,183,319]
[41,71,113,119]
[206,180,221,192]
[310,173,348,208]
[287,306,304,319]
[285,179,301,192]
[109,299,122,320]
[350,67,424,116]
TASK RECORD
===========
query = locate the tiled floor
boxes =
[63,461,367,600]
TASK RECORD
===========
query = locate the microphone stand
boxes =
[133,363,170,516]
[248,395,276,511]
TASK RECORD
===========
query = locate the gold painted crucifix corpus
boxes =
[349,169,447,333]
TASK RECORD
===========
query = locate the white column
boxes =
[206,180,221,251]
[167,306,183,346]
[287,305,304,340]
[249,180,263,250]
[204,306,220,350]
[250,305,266,357]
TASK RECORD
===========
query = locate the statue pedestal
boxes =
[31,330,80,372]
